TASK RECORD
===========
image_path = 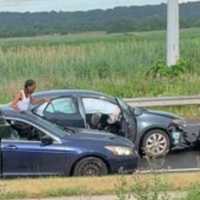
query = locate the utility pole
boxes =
[167,0,180,66]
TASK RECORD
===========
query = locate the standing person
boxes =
[11,79,47,112]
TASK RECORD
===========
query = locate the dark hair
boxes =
[24,79,36,89]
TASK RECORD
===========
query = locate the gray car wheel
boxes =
[142,129,170,158]
[73,157,108,177]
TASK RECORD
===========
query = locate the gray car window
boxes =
[46,98,77,114]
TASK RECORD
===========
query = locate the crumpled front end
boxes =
[168,120,200,148]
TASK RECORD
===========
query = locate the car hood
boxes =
[145,109,180,119]
[133,107,180,119]
[65,128,134,147]
[77,128,115,136]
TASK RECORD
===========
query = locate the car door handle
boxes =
[4,145,18,150]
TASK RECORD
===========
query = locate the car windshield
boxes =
[31,114,72,138]
[32,110,76,134]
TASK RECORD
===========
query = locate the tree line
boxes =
[0,2,200,38]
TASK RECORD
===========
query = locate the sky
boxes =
[0,0,199,12]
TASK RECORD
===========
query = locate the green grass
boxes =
[0,172,200,199]
[1,28,200,117]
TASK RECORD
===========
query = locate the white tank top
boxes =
[16,90,31,112]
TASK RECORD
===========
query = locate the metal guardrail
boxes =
[1,95,200,108]
[124,95,200,107]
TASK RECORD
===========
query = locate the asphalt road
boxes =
[139,147,200,171]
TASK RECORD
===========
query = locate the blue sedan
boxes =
[0,107,138,177]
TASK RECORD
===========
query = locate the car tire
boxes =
[73,157,108,177]
[142,129,170,158]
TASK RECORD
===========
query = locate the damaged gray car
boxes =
[32,90,187,157]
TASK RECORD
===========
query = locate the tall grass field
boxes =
[1,28,200,117]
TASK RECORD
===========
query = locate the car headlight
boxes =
[105,146,134,156]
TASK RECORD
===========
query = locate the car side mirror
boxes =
[41,136,53,145]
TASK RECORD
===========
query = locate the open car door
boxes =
[116,98,137,142]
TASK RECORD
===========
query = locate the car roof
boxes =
[0,107,25,120]
[33,89,116,101]
[0,107,43,124]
